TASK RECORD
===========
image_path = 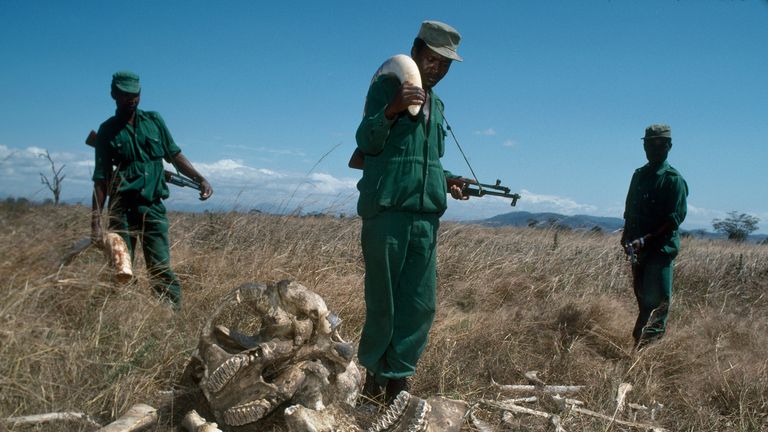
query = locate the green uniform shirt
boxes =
[623,161,688,257]
[355,75,455,219]
[93,109,181,203]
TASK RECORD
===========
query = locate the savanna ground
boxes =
[1,202,766,431]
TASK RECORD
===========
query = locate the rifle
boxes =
[447,178,521,207]
[85,130,202,191]
[624,242,638,265]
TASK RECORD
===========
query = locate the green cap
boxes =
[417,20,463,62]
[643,124,671,140]
[112,71,141,94]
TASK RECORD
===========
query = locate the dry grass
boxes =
[1,202,766,431]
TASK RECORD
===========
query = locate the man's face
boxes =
[643,138,671,165]
[113,89,140,117]
[412,46,452,90]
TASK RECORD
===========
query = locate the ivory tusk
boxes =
[104,232,132,283]
[371,54,423,116]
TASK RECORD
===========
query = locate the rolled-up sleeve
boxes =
[92,126,111,181]
[355,77,396,155]
[667,176,688,229]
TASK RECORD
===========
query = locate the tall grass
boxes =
[1,202,766,431]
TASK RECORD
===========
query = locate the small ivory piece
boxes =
[372,54,423,116]
[104,232,132,283]
[96,403,157,432]
[182,410,223,432]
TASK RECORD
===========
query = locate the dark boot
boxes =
[360,372,384,404]
[385,377,410,404]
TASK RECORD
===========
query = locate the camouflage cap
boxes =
[417,20,463,62]
[643,124,671,140]
[112,71,141,94]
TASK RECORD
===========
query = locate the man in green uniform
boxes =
[91,71,213,309]
[355,21,470,403]
[621,124,688,349]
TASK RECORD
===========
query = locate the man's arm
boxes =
[171,153,213,200]
[92,180,108,245]
[355,77,425,156]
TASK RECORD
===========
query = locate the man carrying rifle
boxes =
[91,71,213,309]
[355,21,472,404]
[621,124,688,350]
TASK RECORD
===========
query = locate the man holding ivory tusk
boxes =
[91,71,213,310]
[355,20,471,404]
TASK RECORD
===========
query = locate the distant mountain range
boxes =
[477,211,625,232]
[474,211,768,243]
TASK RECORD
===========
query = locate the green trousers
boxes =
[109,197,181,307]
[358,211,439,383]
[631,252,674,343]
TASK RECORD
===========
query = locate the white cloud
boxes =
[474,128,497,136]
[502,139,516,148]
[516,189,598,214]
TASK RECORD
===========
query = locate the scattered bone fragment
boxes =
[549,414,567,432]
[424,396,467,432]
[468,405,495,432]
[96,403,157,432]
[615,383,633,413]
[491,377,584,394]
[569,405,668,431]
[284,404,337,432]
[524,370,547,386]
[4,411,102,429]
[181,410,223,432]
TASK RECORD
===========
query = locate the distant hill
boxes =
[473,210,768,243]
[477,211,624,232]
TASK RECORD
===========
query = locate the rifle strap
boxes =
[435,104,482,191]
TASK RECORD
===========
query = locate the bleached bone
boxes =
[96,403,157,432]
[4,411,101,429]
[468,405,495,432]
[370,55,423,116]
[285,404,338,432]
[491,377,584,394]
[524,370,547,386]
[569,405,668,432]
[615,382,633,413]
[424,397,467,432]
[182,410,223,432]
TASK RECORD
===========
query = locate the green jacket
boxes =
[623,161,688,257]
[355,75,454,219]
[93,109,181,203]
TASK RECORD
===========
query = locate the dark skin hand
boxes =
[172,153,213,200]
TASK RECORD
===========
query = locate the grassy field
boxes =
[1,202,766,431]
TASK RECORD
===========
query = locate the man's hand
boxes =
[199,179,213,201]
[625,235,650,254]
[385,82,425,119]
[446,177,475,200]
[91,220,104,248]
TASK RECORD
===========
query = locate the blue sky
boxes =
[1,1,766,232]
